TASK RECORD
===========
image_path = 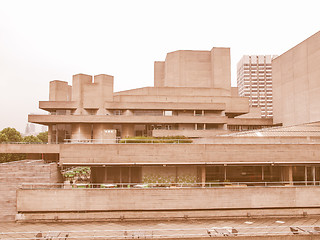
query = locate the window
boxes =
[164,110,173,116]
[113,110,122,115]
[195,110,203,116]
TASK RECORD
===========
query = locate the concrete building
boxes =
[29,47,274,144]
[273,31,320,126]
[237,55,277,118]
[1,38,320,225]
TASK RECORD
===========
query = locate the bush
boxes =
[119,136,192,144]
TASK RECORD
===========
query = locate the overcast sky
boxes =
[0,0,319,133]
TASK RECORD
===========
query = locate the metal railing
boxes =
[63,138,192,144]
[19,180,320,190]
[1,225,320,239]
[0,138,192,144]
[0,141,47,144]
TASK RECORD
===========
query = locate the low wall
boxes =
[17,186,320,213]
[59,143,320,165]
[0,144,59,154]
[0,160,62,222]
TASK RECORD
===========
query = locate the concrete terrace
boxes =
[2,217,320,239]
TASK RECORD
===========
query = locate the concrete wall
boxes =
[227,118,273,126]
[106,102,226,110]
[273,31,320,126]
[49,81,71,101]
[0,160,62,222]
[211,47,231,91]
[58,143,320,165]
[154,61,165,87]
[0,144,59,154]
[92,124,116,143]
[165,51,212,88]
[71,123,92,140]
[72,74,114,115]
[17,186,320,213]
[115,86,231,97]
[28,115,229,124]
[236,107,262,119]
[39,101,77,110]
[154,48,231,91]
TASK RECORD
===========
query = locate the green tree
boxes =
[0,127,22,143]
[23,135,42,143]
[0,133,8,143]
[0,127,25,163]
[37,131,48,143]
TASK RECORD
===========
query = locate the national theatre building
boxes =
[1,31,320,224]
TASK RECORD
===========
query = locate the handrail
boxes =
[63,138,192,144]
[0,142,47,144]
[19,180,320,189]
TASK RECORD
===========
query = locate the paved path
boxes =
[1,217,320,239]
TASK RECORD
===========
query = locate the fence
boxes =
[19,180,320,190]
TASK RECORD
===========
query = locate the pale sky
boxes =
[0,0,319,133]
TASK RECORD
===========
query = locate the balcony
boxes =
[28,114,228,125]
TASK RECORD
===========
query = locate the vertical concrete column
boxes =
[305,167,308,186]
[124,110,133,116]
[201,167,206,187]
[121,124,135,138]
[72,74,92,115]
[93,124,116,143]
[312,166,316,185]
[48,125,52,144]
[154,61,165,87]
[282,166,293,185]
[211,47,231,92]
[288,166,293,185]
[71,124,92,142]
[94,74,114,115]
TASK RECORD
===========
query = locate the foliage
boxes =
[37,131,48,143]
[143,174,176,186]
[23,135,42,143]
[0,153,26,163]
[142,174,197,187]
[119,136,192,144]
[176,175,197,184]
[0,133,8,143]
[0,127,22,143]
[63,167,91,182]
[0,127,26,163]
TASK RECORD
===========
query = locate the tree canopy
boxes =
[0,127,23,143]
[0,133,8,143]
[37,131,48,143]
[22,135,42,143]
[0,127,48,163]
